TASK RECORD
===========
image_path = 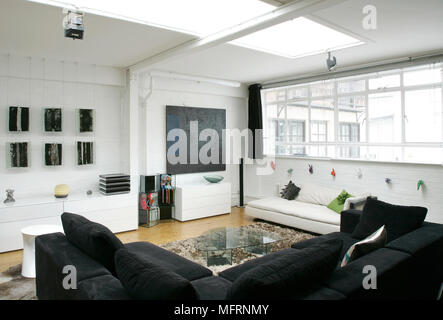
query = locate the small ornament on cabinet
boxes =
[356,168,363,179]
[4,189,15,204]
[331,168,336,177]
[417,180,424,191]
[54,184,69,198]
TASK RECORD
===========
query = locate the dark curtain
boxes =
[248,84,263,159]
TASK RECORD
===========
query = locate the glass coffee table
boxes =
[195,227,285,266]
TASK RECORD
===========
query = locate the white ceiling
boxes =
[155,0,443,83]
[0,0,194,67]
[1,0,443,84]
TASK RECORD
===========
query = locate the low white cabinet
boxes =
[0,193,138,253]
[175,182,231,221]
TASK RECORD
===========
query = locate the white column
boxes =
[129,71,140,195]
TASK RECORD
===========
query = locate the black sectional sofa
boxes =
[35,200,443,300]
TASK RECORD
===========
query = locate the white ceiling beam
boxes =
[129,0,348,73]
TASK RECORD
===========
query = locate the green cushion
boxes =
[327,190,353,214]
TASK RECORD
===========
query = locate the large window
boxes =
[262,62,443,164]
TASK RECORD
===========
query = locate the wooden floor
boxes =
[0,207,254,273]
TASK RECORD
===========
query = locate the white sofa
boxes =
[245,183,370,235]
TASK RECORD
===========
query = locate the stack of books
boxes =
[99,174,130,195]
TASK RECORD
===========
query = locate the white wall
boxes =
[0,54,128,197]
[138,72,248,204]
[245,156,443,224]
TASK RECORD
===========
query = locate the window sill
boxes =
[267,154,443,166]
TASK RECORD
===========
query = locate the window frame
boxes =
[261,62,443,165]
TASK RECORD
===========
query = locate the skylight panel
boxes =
[230,17,364,58]
[28,0,275,36]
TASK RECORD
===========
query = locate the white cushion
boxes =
[340,225,387,267]
[296,183,341,206]
[343,193,371,211]
[247,197,340,226]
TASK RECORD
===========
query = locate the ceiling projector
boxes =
[63,9,84,40]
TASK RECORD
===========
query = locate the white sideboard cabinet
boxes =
[175,182,231,221]
[0,193,137,253]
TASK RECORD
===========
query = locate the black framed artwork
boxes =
[77,141,94,165]
[9,106,30,132]
[44,143,62,166]
[8,142,29,168]
[44,108,62,132]
[78,109,94,133]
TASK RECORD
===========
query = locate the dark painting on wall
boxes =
[77,141,93,165]
[44,143,62,166]
[9,106,30,132]
[44,108,62,132]
[166,105,226,174]
[79,109,94,132]
[8,142,29,168]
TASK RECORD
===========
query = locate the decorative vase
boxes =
[54,184,69,198]
[203,175,224,183]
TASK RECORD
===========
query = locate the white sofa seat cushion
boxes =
[247,197,340,226]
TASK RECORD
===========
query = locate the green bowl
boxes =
[203,175,224,183]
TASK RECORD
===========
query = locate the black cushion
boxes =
[386,222,443,255]
[326,248,411,299]
[114,248,198,300]
[291,232,358,263]
[191,276,233,300]
[280,181,301,200]
[61,212,124,276]
[340,209,363,233]
[351,198,427,242]
[301,286,346,300]
[75,275,131,300]
[219,248,299,282]
[124,241,212,281]
[226,239,343,300]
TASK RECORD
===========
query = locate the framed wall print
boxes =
[7,142,30,168]
[44,143,62,166]
[8,106,30,132]
[77,141,94,165]
[43,108,62,132]
[77,108,95,133]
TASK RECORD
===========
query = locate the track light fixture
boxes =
[326,51,337,71]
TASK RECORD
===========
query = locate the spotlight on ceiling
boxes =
[326,52,337,71]
[63,8,84,40]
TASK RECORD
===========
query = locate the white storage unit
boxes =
[0,193,137,253]
[175,182,231,221]
[64,193,137,233]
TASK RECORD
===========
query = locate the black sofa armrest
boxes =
[385,222,443,299]
[35,232,127,300]
[340,209,362,234]
[326,248,412,299]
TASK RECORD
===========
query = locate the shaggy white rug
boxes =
[159,222,315,274]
